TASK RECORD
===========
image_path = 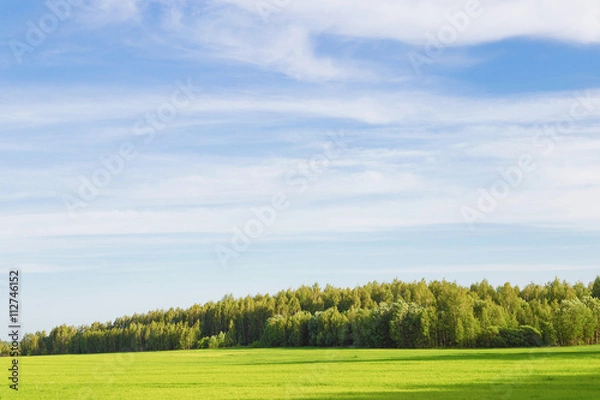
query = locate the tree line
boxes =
[12,276,600,355]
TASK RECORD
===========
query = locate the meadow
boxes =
[5,345,600,399]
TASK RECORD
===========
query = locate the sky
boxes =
[1,0,600,334]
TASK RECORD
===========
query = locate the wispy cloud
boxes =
[3,0,600,333]
[70,0,600,82]
[2,83,600,243]
[2,85,600,130]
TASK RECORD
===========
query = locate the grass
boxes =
[3,345,600,399]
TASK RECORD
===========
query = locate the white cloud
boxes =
[2,85,599,131]
[230,0,600,45]
[73,0,600,81]
[81,0,600,46]
[1,83,600,241]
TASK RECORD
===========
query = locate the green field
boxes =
[5,346,600,399]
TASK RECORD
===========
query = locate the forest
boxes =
[10,276,600,355]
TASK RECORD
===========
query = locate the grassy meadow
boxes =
[4,346,600,399]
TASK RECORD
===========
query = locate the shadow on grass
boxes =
[295,373,600,400]
[238,348,592,366]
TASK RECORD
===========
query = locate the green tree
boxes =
[390,302,434,348]
[555,299,595,345]
[591,276,600,299]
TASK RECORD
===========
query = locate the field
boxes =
[4,346,600,399]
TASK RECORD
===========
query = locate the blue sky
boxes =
[1,0,600,333]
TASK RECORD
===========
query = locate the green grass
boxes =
[4,346,600,399]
